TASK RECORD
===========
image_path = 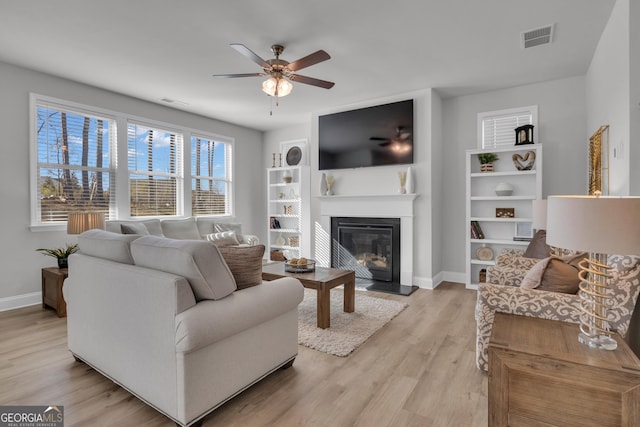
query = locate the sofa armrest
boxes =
[475,282,580,371]
[487,255,540,286]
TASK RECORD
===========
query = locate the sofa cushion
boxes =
[217,245,265,289]
[77,229,141,264]
[161,218,201,240]
[131,236,237,301]
[520,253,586,294]
[121,222,150,235]
[523,230,552,259]
[204,230,240,247]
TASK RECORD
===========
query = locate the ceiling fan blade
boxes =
[289,74,335,89]
[213,73,266,78]
[286,50,331,72]
[229,44,270,69]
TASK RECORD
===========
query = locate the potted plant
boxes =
[36,243,79,269]
[477,152,500,172]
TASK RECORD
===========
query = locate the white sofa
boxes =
[105,216,259,246]
[65,230,303,426]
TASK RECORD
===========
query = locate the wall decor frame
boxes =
[588,125,609,195]
[496,208,515,218]
[514,222,533,240]
[280,139,308,166]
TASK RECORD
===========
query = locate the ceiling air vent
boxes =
[521,24,554,49]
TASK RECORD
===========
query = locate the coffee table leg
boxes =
[344,274,355,313]
[317,287,330,329]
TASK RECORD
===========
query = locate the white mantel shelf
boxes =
[316,193,418,200]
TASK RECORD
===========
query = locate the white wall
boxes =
[585,0,631,196]
[264,90,437,285]
[441,76,588,275]
[0,61,264,308]
[631,0,640,196]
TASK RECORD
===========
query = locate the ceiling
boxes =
[0,0,615,132]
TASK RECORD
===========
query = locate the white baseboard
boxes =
[414,271,465,290]
[0,292,41,312]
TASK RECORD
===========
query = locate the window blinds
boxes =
[481,110,533,149]
[190,136,232,216]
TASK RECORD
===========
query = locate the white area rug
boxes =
[298,288,408,357]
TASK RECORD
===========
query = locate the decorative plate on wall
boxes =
[286,146,302,166]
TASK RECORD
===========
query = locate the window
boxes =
[34,100,114,225]
[127,123,182,217]
[478,105,538,149]
[191,136,232,216]
[31,94,235,228]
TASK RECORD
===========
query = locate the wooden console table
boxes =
[489,313,640,426]
[42,267,68,317]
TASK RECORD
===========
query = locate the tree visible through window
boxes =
[191,136,232,215]
[36,104,113,223]
[127,123,182,217]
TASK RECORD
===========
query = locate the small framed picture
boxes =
[514,222,533,241]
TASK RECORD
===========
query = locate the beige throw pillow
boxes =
[521,253,586,294]
[217,245,265,290]
[205,230,240,246]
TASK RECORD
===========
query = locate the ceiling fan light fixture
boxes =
[262,75,292,97]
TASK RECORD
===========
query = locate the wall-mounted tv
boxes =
[318,99,414,170]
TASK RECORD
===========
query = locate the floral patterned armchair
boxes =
[475,251,640,371]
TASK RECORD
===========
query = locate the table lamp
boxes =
[546,195,640,350]
[531,199,547,232]
[67,212,105,234]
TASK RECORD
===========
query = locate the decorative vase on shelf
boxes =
[494,182,514,196]
[398,171,407,194]
[320,172,327,195]
[405,166,414,193]
[275,233,286,246]
[325,175,334,196]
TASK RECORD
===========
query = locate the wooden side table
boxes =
[488,312,640,426]
[42,267,68,317]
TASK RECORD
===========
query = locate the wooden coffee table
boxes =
[262,262,355,329]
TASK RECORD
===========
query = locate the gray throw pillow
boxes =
[120,222,150,235]
[523,229,552,259]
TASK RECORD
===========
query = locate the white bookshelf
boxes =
[465,144,542,289]
[267,166,310,260]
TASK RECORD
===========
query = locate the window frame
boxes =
[189,132,234,217]
[29,94,235,230]
[477,105,538,149]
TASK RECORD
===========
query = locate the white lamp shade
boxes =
[546,196,640,255]
[531,199,547,230]
[67,212,105,234]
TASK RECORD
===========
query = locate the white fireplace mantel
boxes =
[317,193,417,286]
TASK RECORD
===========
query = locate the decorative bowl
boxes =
[494,182,514,196]
[284,259,316,273]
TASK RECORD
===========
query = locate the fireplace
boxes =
[331,217,400,284]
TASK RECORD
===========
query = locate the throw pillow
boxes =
[77,229,141,265]
[131,236,237,301]
[520,253,586,294]
[523,229,552,259]
[217,245,265,290]
[204,230,240,247]
[120,222,150,235]
[214,223,245,243]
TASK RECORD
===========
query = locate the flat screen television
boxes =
[318,99,414,170]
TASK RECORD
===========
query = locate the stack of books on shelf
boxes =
[470,221,485,239]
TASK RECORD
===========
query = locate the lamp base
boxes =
[578,332,617,350]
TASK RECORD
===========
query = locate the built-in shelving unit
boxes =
[465,144,542,289]
[267,166,310,260]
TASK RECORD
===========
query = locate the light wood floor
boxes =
[0,282,487,426]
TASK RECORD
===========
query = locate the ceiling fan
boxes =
[213,44,335,100]
[370,127,412,150]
